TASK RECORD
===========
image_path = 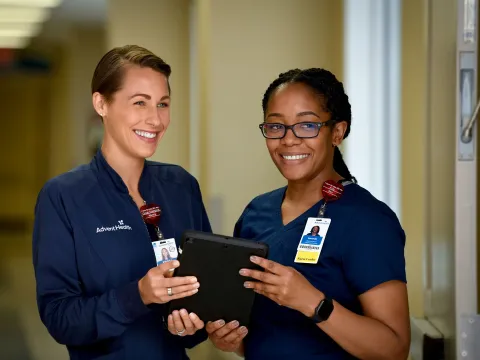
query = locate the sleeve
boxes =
[342,207,407,296]
[32,182,150,346]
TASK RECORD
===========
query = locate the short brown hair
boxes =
[91,45,171,102]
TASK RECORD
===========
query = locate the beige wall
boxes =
[401,3,457,349]
[401,0,428,319]
[48,45,73,179]
[424,0,456,348]
[0,74,50,221]
[69,26,106,165]
[29,25,106,178]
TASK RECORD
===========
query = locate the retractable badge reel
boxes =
[140,203,178,267]
[294,180,346,265]
[318,180,344,217]
[140,203,163,239]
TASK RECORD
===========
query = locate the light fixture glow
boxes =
[0,0,62,49]
[0,35,29,48]
[0,6,50,23]
[0,0,62,7]
[0,22,40,38]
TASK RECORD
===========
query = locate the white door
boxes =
[415,1,479,359]
[454,0,479,358]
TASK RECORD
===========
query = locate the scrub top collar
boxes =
[93,149,151,196]
[276,186,324,230]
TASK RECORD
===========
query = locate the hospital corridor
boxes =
[0,0,478,359]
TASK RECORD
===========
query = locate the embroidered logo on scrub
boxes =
[96,220,133,233]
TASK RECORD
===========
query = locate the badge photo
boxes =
[294,217,331,264]
[153,238,178,266]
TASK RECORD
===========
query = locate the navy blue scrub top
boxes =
[32,150,211,360]
[234,184,407,360]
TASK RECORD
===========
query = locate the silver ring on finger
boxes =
[176,328,186,336]
[167,287,173,296]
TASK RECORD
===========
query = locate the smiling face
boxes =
[93,65,170,160]
[264,82,345,183]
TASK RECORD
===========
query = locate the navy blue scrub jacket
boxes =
[32,150,211,360]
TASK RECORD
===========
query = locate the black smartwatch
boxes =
[310,297,334,323]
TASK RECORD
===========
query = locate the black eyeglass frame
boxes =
[258,120,337,139]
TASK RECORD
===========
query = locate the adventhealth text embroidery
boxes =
[96,220,132,233]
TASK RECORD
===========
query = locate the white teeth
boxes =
[135,130,157,139]
[282,154,309,160]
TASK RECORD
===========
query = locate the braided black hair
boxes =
[262,68,356,182]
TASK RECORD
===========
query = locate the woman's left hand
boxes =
[240,256,324,317]
[167,309,205,337]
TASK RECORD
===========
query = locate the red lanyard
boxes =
[140,202,164,240]
[317,179,351,217]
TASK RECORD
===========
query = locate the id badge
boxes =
[152,238,178,266]
[294,217,331,264]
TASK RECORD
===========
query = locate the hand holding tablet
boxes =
[206,319,248,355]
[167,309,204,337]
[138,260,199,305]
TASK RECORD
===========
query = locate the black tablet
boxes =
[167,230,269,327]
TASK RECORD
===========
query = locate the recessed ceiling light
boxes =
[0,6,50,23]
[0,0,62,7]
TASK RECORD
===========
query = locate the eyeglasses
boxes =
[258,120,335,139]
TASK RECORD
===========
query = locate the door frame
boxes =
[455,0,479,358]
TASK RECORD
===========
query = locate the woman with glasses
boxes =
[206,68,410,359]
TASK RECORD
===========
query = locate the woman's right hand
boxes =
[138,260,200,305]
[206,320,248,353]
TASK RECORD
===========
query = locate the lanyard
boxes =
[140,202,164,240]
[317,179,352,217]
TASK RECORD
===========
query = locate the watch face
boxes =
[313,298,334,323]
